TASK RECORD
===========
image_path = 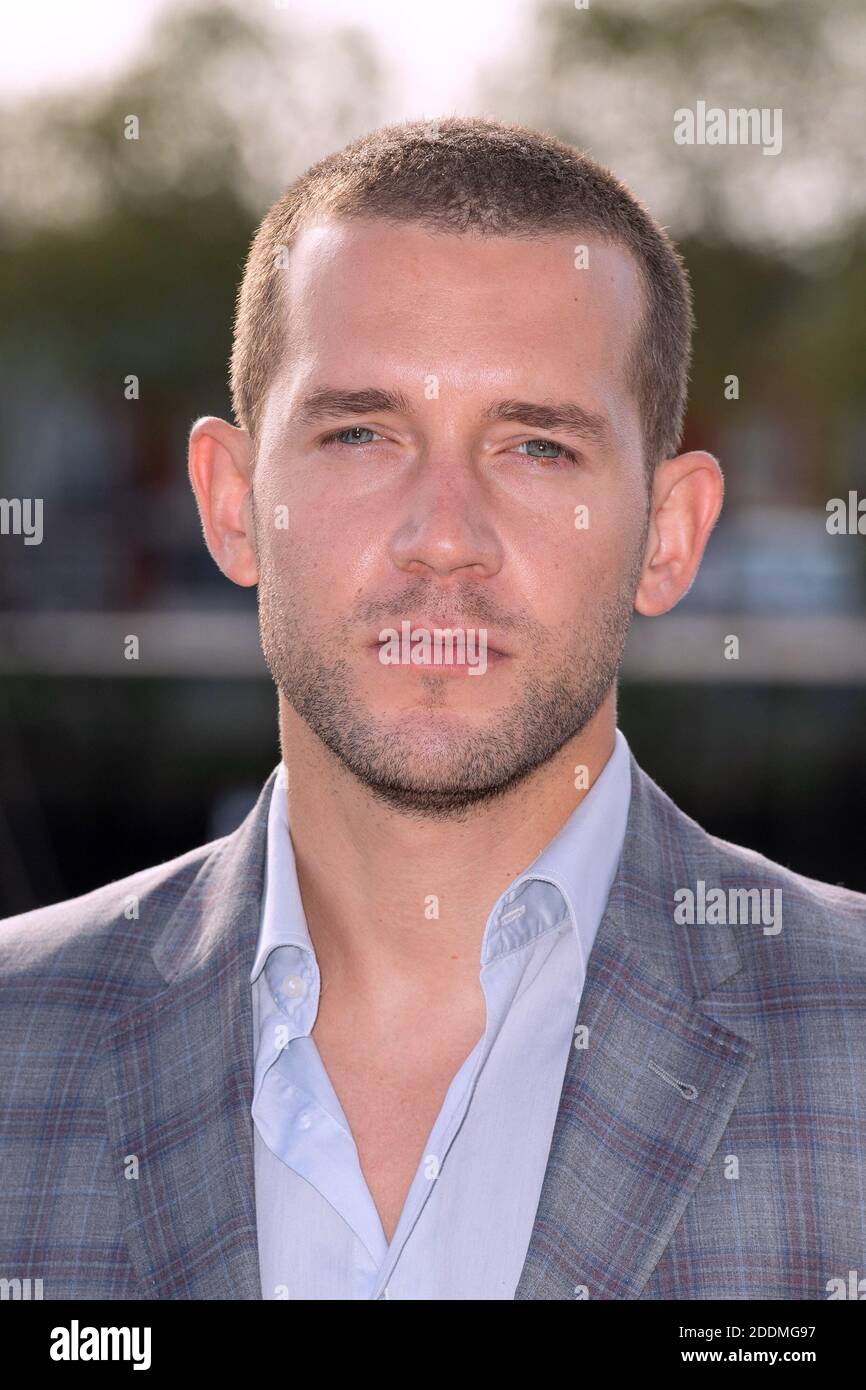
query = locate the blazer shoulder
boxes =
[631,760,866,968]
[707,823,866,963]
[0,833,229,979]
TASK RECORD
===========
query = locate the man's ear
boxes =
[187,416,258,587]
[635,450,724,617]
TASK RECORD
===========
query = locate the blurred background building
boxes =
[1,0,864,914]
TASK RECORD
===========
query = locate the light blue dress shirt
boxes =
[250,729,632,1299]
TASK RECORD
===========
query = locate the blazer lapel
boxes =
[515,757,757,1300]
[101,769,278,1300]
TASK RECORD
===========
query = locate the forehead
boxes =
[271,216,644,415]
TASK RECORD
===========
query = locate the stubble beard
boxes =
[255,524,647,822]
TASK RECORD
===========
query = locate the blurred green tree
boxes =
[480,0,866,505]
[483,0,866,252]
[0,0,385,407]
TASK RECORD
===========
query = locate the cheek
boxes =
[256,494,376,631]
[580,484,648,578]
[521,511,635,613]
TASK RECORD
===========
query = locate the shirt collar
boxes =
[251,728,633,984]
[480,727,632,976]
[250,760,311,982]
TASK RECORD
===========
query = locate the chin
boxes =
[377,705,499,738]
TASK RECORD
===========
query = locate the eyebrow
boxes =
[484,398,610,449]
[292,387,411,427]
[292,387,610,448]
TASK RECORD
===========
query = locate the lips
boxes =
[368,617,511,659]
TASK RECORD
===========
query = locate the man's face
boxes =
[252,218,650,816]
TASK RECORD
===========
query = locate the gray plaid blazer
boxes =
[1,754,865,1300]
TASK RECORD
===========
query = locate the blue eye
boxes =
[321,426,380,446]
[516,439,580,465]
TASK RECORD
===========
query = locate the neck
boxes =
[277,691,617,1010]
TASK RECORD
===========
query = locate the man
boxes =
[1,117,864,1302]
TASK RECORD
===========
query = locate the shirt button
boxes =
[282,974,306,998]
[297,1111,312,1130]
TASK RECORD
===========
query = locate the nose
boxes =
[388,456,503,581]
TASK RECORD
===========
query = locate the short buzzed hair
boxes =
[230,116,693,476]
